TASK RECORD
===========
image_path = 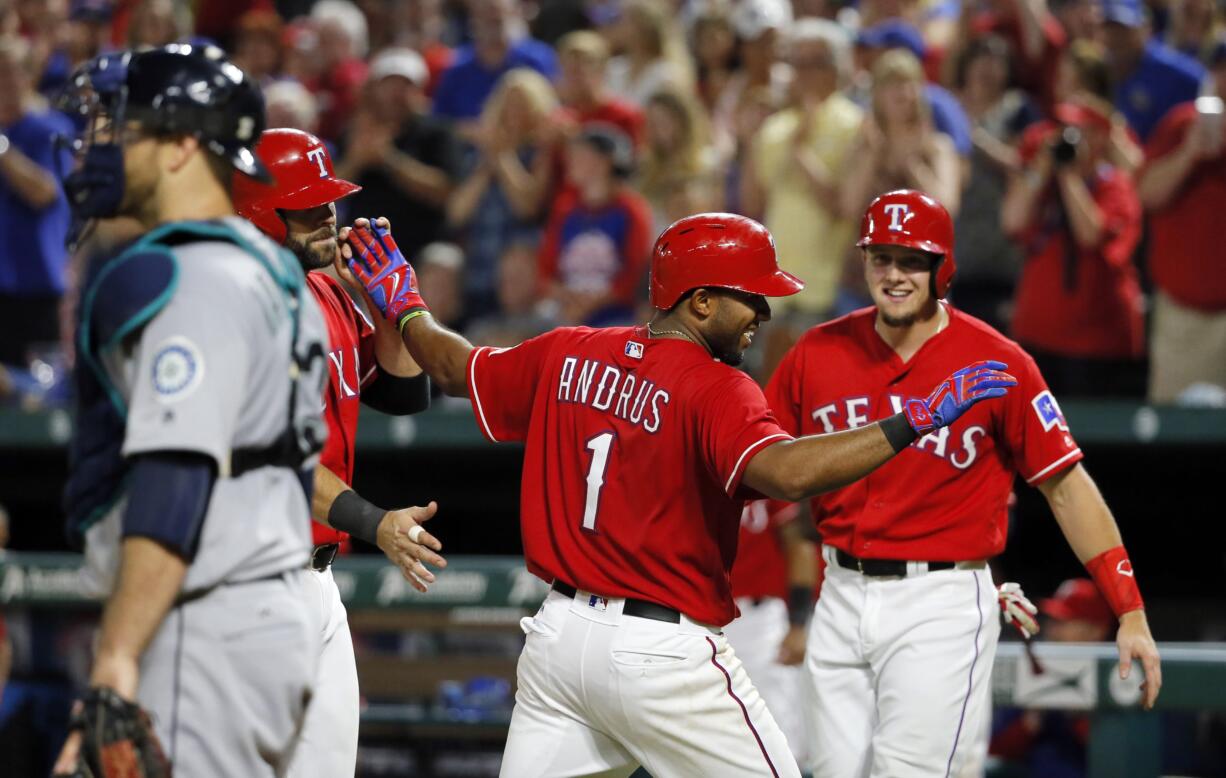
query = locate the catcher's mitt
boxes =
[56,686,170,778]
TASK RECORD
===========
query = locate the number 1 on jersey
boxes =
[582,432,615,532]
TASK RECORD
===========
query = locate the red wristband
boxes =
[1085,545,1144,618]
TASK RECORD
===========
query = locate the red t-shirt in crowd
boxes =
[730,500,823,600]
[307,272,378,547]
[764,306,1082,562]
[1010,124,1144,358]
[466,326,793,626]
[1143,102,1226,311]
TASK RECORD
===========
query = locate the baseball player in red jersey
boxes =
[764,189,1162,778]
[342,211,1016,777]
[725,500,822,768]
[233,128,446,777]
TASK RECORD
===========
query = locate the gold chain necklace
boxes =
[646,321,697,344]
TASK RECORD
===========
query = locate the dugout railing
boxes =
[1,552,1224,778]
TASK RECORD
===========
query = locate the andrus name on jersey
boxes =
[557,356,671,433]
[811,395,988,470]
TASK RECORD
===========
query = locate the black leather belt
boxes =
[834,549,955,577]
[551,581,681,624]
[311,543,339,572]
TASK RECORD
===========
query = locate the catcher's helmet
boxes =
[62,43,269,219]
[857,189,956,297]
[649,213,804,310]
[233,128,362,244]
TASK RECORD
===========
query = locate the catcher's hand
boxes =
[998,582,1040,638]
[904,361,1016,435]
[52,686,170,778]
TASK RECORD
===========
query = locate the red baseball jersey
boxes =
[466,326,794,626]
[731,500,827,601]
[765,305,1082,562]
[307,271,378,547]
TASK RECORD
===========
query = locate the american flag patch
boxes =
[625,341,644,359]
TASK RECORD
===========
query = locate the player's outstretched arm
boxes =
[343,219,474,397]
[313,465,446,592]
[745,361,1016,501]
[1038,463,1162,709]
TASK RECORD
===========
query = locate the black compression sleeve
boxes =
[123,452,216,559]
[879,413,918,453]
[787,585,815,626]
[327,490,384,545]
[360,368,430,416]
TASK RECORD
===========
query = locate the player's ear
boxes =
[161,134,200,175]
[688,288,715,320]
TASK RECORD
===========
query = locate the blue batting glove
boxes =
[904,361,1016,436]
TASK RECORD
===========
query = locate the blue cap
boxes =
[856,20,926,61]
[1101,0,1144,27]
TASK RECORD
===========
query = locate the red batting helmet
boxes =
[857,189,956,298]
[232,128,361,244]
[649,213,804,309]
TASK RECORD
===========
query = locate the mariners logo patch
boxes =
[1031,391,1067,432]
[151,336,204,403]
[625,341,644,359]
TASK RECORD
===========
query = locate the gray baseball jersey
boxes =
[82,217,329,594]
[75,217,330,776]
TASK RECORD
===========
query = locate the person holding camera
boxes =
[1137,40,1226,403]
[1001,100,1145,396]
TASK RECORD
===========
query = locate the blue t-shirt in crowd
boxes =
[1115,40,1204,141]
[432,38,558,121]
[926,84,973,156]
[0,110,74,297]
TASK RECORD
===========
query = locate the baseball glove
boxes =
[998,582,1040,638]
[55,686,170,778]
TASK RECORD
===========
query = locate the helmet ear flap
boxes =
[242,205,288,244]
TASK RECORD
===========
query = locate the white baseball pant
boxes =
[724,597,815,768]
[285,565,361,778]
[806,546,1000,778]
[499,586,802,777]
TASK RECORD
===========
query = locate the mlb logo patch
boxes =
[587,594,609,612]
[625,341,644,359]
[1032,391,1068,432]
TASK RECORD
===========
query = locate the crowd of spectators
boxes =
[2,0,1226,406]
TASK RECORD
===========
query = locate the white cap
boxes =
[732,0,793,40]
[369,47,427,86]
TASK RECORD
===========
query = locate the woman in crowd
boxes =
[689,4,739,113]
[840,48,962,220]
[603,0,694,107]
[952,35,1037,329]
[448,67,561,315]
[635,87,721,233]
